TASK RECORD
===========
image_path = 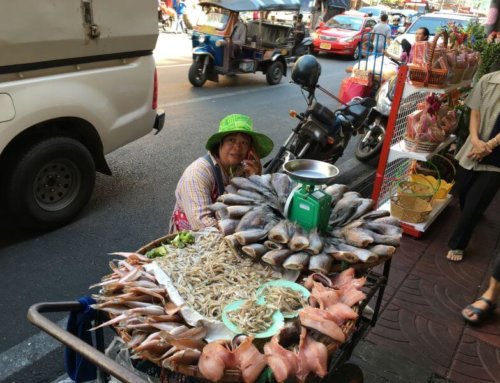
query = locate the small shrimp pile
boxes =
[262,286,308,316]
[226,299,276,335]
[155,232,275,319]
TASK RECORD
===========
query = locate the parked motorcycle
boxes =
[354,58,400,162]
[265,55,376,174]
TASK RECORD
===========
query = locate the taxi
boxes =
[311,12,376,59]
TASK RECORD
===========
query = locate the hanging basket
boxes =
[408,30,449,88]
[390,195,433,223]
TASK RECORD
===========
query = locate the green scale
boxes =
[283,159,340,233]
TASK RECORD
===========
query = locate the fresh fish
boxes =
[323,184,348,205]
[218,218,239,235]
[215,207,229,220]
[225,184,238,194]
[249,174,275,193]
[299,307,346,343]
[364,221,403,237]
[234,229,269,245]
[241,243,268,259]
[231,177,265,194]
[271,173,291,203]
[345,198,375,224]
[283,252,310,270]
[236,206,274,232]
[368,244,396,257]
[368,231,401,247]
[308,253,333,274]
[338,243,378,263]
[288,224,309,251]
[218,193,255,205]
[261,249,293,266]
[304,228,323,255]
[268,220,290,244]
[264,240,285,250]
[237,189,265,202]
[360,210,390,221]
[226,205,254,219]
[208,202,228,212]
[372,216,401,226]
[341,227,375,248]
[329,197,362,227]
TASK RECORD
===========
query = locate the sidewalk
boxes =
[351,185,500,382]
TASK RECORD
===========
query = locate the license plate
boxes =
[320,42,331,50]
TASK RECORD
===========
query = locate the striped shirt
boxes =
[169,153,230,233]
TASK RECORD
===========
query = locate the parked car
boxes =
[386,12,477,58]
[311,13,377,59]
[0,0,165,229]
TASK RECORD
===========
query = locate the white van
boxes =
[0,0,165,229]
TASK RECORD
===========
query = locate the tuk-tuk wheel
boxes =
[266,61,284,85]
[188,61,207,87]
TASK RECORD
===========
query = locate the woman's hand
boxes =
[468,137,492,160]
[242,149,262,176]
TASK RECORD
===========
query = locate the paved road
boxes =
[0,32,376,382]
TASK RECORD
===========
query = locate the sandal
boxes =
[446,249,464,262]
[461,297,497,324]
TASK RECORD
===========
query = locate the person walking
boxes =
[174,0,187,34]
[372,14,391,54]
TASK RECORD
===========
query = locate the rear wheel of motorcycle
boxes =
[266,61,283,85]
[355,125,384,162]
[188,60,207,87]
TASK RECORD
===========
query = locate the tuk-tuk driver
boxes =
[169,114,273,233]
[232,18,247,58]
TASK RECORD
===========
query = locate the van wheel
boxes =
[266,61,283,85]
[189,61,207,87]
[6,137,96,229]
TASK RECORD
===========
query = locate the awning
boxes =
[198,0,302,12]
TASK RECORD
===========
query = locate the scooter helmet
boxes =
[291,55,322,90]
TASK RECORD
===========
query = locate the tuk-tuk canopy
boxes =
[198,0,302,12]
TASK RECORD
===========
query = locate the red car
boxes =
[311,13,377,59]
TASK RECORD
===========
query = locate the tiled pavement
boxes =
[350,188,500,382]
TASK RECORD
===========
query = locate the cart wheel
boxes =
[329,363,364,383]
[266,61,283,85]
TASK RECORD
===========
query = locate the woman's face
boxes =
[415,29,428,42]
[218,133,252,169]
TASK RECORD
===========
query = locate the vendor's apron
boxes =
[173,154,225,232]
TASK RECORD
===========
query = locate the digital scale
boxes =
[283,159,340,233]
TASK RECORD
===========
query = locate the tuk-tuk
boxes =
[189,0,310,87]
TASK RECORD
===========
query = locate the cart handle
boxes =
[27,301,148,383]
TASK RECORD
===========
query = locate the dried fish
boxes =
[263,286,308,317]
[226,299,276,335]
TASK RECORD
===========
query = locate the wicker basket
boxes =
[390,195,432,223]
[397,179,436,202]
[404,136,440,153]
[408,30,449,88]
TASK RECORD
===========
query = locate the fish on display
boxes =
[271,173,292,205]
[231,177,265,194]
[268,220,290,244]
[345,198,375,224]
[323,184,348,205]
[337,243,378,263]
[262,248,293,266]
[305,229,323,255]
[283,252,310,270]
[241,243,268,259]
[219,218,239,235]
[341,227,375,248]
[289,224,310,251]
[264,240,285,250]
[308,253,334,274]
[248,174,275,193]
[329,197,362,227]
[236,189,266,202]
[218,193,255,206]
[234,229,270,245]
[236,206,274,232]
[226,205,254,219]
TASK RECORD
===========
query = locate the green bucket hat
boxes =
[205,114,274,158]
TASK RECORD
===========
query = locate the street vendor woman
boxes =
[169,114,273,233]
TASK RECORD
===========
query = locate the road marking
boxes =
[0,318,66,381]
